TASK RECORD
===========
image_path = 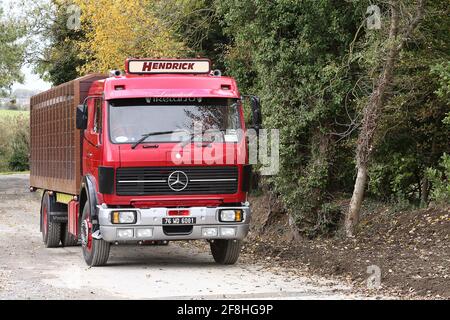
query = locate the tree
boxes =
[154,0,231,70]
[8,116,30,171]
[345,0,426,236]
[33,0,86,85]
[217,0,363,237]
[0,8,25,94]
[14,0,83,85]
[73,0,186,73]
[368,3,450,206]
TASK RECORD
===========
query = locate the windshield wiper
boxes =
[131,130,182,149]
[180,129,226,148]
[132,129,226,149]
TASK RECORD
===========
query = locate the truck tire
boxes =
[81,204,110,266]
[41,192,61,248]
[210,240,242,265]
[61,223,79,247]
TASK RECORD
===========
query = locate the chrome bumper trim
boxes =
[97,205,250,242]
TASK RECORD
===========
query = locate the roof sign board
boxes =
[126,59,211,75]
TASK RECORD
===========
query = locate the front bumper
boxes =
[97,205,250,242]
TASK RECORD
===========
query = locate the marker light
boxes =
[219,209,243,222]
[168,210,190,216]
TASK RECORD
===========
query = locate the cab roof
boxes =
[89,74,240,100]
[88,59,239,100]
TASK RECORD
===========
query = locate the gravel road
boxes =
[0,174,362,300]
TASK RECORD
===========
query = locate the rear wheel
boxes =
[81,204,110,266]
[210,240,242,265]
[41,192,61,248]
[61,223,79,247]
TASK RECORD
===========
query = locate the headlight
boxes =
[112,211,137,224]
[219,209,243,222]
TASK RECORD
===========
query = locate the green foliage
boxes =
[426,154,450,204]
[216,0,364,234]
[431,62,450,126]
[0,113,29,172]
[155,0,230,71]
[216,0,449,233]
[304,202,342,238]
[432,62,450,101]
[369,153,424,204]
[444,114,450,126]
[8,126,29,171]
[34,0,85,85]
[369,0,450,205]
[0,8,26,94]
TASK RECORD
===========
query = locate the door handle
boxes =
[87,152,93,158]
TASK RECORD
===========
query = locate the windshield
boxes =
[109,98,242,144]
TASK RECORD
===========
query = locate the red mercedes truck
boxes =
[30,59,261,266]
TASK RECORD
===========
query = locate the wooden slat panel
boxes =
[30,74,107,195]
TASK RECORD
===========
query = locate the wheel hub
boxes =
[81,218,93,250]
[43,207,48,236]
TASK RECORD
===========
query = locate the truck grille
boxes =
[116,166,239,196]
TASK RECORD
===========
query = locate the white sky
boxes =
[2,0,52,92]
[13,66,51,92]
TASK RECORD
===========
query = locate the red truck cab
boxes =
[33,59,261,266]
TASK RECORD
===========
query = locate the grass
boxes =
[0,109,29,118]
[0,171,30,175]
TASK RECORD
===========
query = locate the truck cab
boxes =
[35,59,260,266]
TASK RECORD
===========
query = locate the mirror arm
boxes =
[242,94,262,133]
[80,95,99,126]
[81,96,98,112]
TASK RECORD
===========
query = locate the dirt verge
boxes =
[242,193,449,299]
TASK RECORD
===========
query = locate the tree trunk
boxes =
[345,9,399,236]
[345,1,425,236]
[345,164,368,235]
[420,176,429,206]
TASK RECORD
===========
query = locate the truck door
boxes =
[83,98,103,177]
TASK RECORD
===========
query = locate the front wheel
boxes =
[81,204,110,266]
[210,240,242,265]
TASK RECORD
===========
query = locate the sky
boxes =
[13,66,51,92]
[2,0,52,92]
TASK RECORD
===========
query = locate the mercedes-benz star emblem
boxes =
[168,171,189,192]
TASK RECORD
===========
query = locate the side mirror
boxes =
[76,104,88,130]
[250,96,262,134]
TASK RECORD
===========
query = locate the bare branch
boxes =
[397,0,426,50]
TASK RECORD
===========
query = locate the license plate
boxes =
[162,217,196,225]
